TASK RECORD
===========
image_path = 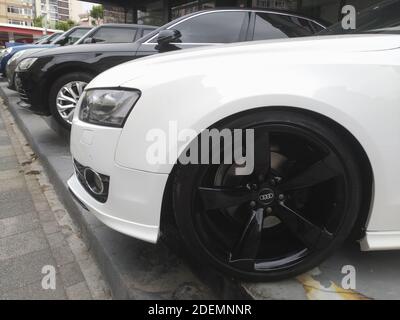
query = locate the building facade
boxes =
[34,0,71,26]
[0,0,35,26]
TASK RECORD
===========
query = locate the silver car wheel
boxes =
[56,81,87,124]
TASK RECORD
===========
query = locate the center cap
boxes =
[258,188,275,205]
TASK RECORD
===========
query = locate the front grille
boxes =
[15,75,29,102]
[73,159,110,203]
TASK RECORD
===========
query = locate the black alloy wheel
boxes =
[173,109,363,281]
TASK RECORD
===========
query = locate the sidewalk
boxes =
[0,98,110,299]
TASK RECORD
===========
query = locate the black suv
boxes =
[15,9,325,129]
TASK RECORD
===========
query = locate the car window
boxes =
[92,27,137,43]
[67,29,91,45]
[142,29,154,37]
[172,11,246,43]
[253,13,320,40]
[43,33,62,43]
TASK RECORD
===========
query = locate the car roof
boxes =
[94,23,158,29]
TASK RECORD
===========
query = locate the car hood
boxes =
[12,44,56,51]
[31,42,141,58]
[88,34,400,89]
[17,48,50,61]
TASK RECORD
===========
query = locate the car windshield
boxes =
[320,0,400,35]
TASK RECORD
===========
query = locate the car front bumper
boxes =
[68,118,169,243]
[15,71,49,114]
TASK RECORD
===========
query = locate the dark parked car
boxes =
[15,9,325,129]
[6,24,157,90]
[0,26,91,75]
[75,23,158,45]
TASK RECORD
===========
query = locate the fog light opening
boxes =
[83,168,104,195]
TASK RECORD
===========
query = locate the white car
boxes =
[68,2,400,280]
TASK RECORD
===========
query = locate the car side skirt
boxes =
[360,231,400,251]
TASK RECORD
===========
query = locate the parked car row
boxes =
[2,0,400,281]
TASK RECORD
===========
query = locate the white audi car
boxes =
[68,1,400,280]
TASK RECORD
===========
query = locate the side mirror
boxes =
[156,29,181,46]
[83,37,95,44]
[54,36,66,45]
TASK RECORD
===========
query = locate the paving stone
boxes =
[46,232,67,248]
[0,145,14,157]
[0,136,11,146]
[77,257,111,300]
[0,176,26,193]
[0,213,39,238]
[37,209,56,223]
[0,169,21,180]
[0,229,49,261]
[59,262,85,287]
[51,244,75,267]
[0,155,19,170]
[1,279,66,300]
[42,220,61,235]
[0,190,35,219]
[65,281,92,300]
[0,249,55,294]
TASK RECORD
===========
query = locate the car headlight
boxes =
[78,89,141,127]
[16,57,37,71]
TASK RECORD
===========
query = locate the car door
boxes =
[135,10,250,59]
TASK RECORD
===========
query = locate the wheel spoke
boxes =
[67,109,75,122]
[56,102,75,111]
[230,208,263,261]
[275,201,333,249]
[59,92,77,104]
[254,128,270,176]
[65,84,78,100]
[198,186,255,210]
[278,153,341,192]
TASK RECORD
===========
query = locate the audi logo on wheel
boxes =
[259,193,274,201]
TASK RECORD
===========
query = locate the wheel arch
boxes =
[159,106,374,242]
[42,63,97,111]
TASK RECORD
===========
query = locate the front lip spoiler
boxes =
[68,186,89,211]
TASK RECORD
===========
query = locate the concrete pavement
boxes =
[0,98,110,299]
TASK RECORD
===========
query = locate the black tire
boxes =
[173,109,363,281]
[8,74,15,90]
[48,72,93,130]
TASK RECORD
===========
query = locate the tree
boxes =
[33,16,44,28]
[55,19,76,31]
[90,5,104,25]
